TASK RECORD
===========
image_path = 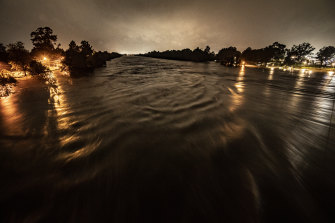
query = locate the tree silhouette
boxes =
[204,46,211,54]
[54,43,65,55]
[241,47,266,65]
[63,40,121,76]
[142,46,214,62]
[240,42,286,66]
[285,42,315,65]
[30,27,57,55]
[260,42,287,65]
[317,46,335,66]
[216,47,241,66]
[80,40,93,57]
[68,40,80,52]
[63,41,86,74]
[269,42,286,62]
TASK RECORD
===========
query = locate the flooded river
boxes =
[1,56,335,223]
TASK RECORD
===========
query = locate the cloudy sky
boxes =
[0,0,334,54]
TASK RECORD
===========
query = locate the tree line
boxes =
[140,46,215,62]
[63,40,121,77]
[142,42,335,67]
[0,27,122,81]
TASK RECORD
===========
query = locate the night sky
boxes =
[0,0,334,54]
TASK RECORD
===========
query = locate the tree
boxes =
[30,27,57,55]
[142,46,213,62]
[267,42,286,62]
[286,42,315,64]
[63,40,121,76]
[241,47,252,62]
[7,41,31,75]
[317,46,335,66]
[0,43,8,62]
[68,40,79,52]
[29,60,49,75]
[80,40,93,57]
[204,46,211,54]
[241,47,267,65]
[54,43,65,55]
[216,47,241,66]
[63,41,86,73]
[239,42,286,66]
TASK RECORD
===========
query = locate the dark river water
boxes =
[1,56,335,223]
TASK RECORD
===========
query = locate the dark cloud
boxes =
[0,0,334,53]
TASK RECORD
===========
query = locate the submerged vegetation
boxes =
[63,40,121,77]
[0,72,16,85]
[0,26,122,88]
[0,71,17,97]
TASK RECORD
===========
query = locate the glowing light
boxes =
[43,57,48,61]
[240,65,245,74]
[328,71,334,75]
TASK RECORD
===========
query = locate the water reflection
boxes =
[313,73,335,126]
[236,65,245,89]
[228,66,245,112]
[268,68,274,80]
[285,69,309,114]
[47,72,71,135]
[0,95,19,134]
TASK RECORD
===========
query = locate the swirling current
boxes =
[0,56,335,223]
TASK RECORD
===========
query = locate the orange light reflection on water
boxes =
[0,93,23,136]
[235,66,245,93]
[229,66,246,112]
[268,68,274,80]
[46,71,72,136]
